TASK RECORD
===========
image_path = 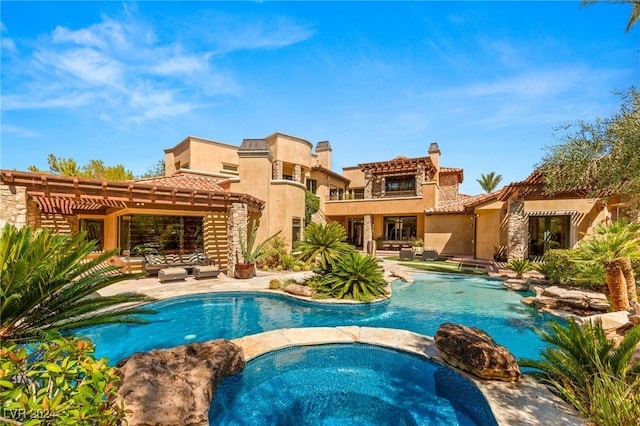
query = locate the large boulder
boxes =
[434,323,521,383]
[283,283,314,297]
[117,340,245,426]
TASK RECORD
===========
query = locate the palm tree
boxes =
[294,222,355,271]
[0,225,155,342]
[476,171,503,193]
[318,252,388,302]
[574,221,640,311]
[581,1,640,32]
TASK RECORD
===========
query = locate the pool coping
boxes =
[98,264,587,426]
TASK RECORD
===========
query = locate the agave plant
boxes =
[505,258,534,279]
[0,225,155,342]
[318,252,388,302]
[520,319,640,424]
[294,222,355,271]
[238,218,282,264]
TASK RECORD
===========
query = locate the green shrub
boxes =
[262,235,289,268]
[520,320,640,425]
[541,249,577,285]
[280,254,297,270]
[315,252,387,302]
[294,222,355,271]
[0,337,126,425]
[505,258,534,279]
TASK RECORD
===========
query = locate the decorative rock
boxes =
[524,285,610,315]
[283,283,314,297]
[388,267,414,283]
[503,279,530,291]
[434,323,521,383]
[117,340,245,426]
[582,311,631,333]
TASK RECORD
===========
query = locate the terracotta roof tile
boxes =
[136,172,226,192]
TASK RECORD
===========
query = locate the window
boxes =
[222,163,239,174]
[383,216,417,241]
[292,218,303,244]
[385,176,415,192]
[118,215,204,256]
[306,179,317,194]
[79,218,104,251]
[528,215,570,257]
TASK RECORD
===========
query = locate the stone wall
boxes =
[507,198,527,260]
[227,203,248,275]
[438,174,461,204]
[0,184,27,229]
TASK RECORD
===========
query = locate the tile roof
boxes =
[311,165,351,183]
[424,191,501,214]
[135,171,226,192]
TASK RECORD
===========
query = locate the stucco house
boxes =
[0,132,619,271]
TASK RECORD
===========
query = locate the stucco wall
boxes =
[267,134,313,169]
[475,203,504,260]
[424,214,474,256]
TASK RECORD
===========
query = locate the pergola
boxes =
[0,170,265,215]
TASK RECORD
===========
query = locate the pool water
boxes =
[209,344,498,426]
[82,273,553,364]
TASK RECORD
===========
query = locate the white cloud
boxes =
[36,48,124,87]
[213,16,314,52]
[152,54,209,76]
[0,125,42,138]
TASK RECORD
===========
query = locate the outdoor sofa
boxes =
[143,253,213,275]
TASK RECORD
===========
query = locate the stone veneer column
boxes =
[227,203,248,276]
[293,164,301,183]
[364,169,373,199]
[507,198,527,260]
[0,185,27,229]
[416,163,425,197]
[273,160,283,180]
[363,214,373,252]
[380,177,386,198]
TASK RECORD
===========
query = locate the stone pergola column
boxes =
[228,203,248,275]
[507,198,527,260]
[364,169,373,199]
[273,160,283,180]
[293,164,302,183]
[416,163,425,197]
[380,177,386,198]
[0,185,27,229]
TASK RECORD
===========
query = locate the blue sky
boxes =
[1,1,637,194]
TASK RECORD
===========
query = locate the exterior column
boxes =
[364,169,373,199]
[363,214,373,253]
[507,198,527,260]
[293,164,302,183]
[0,185,27,229]
[416,163,425,197]
[228,203,248,275]
[273,160,283,180]
[380,177,386,198]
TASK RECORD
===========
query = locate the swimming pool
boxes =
[209,343,499,426]
[82,273,553,364]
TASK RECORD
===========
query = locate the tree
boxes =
[140,159,166,178]
[537,88,640,216]
[582,0,640,32]
[476,171,503,193]
[28,154,134,180]
[573,221,640,311]
[0,225,155,342]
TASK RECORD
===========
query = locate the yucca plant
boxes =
[317,252,388,302]
[294,222,355,271]
[0,225,155,342]
[238,218,282,264]
[520,319,640,425]
[505,258,534,279]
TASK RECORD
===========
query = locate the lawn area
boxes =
[386,257,489,276]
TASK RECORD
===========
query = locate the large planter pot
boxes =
[235,263,256,279]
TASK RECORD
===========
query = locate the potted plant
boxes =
[236,219,281,279]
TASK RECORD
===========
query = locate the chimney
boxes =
[315,141,332,169]
[428,142,441,170]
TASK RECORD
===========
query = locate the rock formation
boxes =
[283,283,314,297]
[434,323,521,383]
[117,340,245,426]
[521,285,610,316]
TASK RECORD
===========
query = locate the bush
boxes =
[0,337,126,425]
[315,252,387,302]
[541,249,577,285]
[505,258,534,279]
[268,279,281,289]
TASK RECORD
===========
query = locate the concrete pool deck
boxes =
[98,261,586,426]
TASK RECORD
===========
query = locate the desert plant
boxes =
[520,319,640,425]
[505,258,534,279]
[573,220,640,311]
[280,254,297,270]
[294,222,355,271]
[268,279,281,289]
[316,252,387,302]
[0,337,127,425]
[238,218,282,265]
[261,235,289,268]
[0,225,155,342]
